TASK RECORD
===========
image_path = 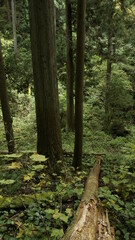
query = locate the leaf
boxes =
[24,172,35,182]
[32,164,44,171]
[51,228,64,238]
[59,214,69,223]
[45,209,55,214]
[30,153,48,162]
[3,153,22,158]
[65,208,72,217]
[0,179,15,185]
[102,176,109,184]
[0,195,4,200]
[8,162,23,169]
[53,210,69,223]
[52,210,60,219]
[15,220,22,227]
[16,227,24,239]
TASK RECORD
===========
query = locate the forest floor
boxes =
[0,101,135,239]
[0,128,135,239]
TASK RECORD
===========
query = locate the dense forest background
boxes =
[0,0,135,239]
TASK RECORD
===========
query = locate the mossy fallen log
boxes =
[0,191,54,209]
[62,157,102,240]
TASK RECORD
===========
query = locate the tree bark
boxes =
[0,40,15,153]
[65,0,74,131]
[73,0,86,169]
[28,0,63,172]
[5,0,11,22]
[62,158,101,240]
[11,0,18,56]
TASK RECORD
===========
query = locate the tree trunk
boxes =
[62,158,101,240]
[0,40,15,153]
[104,32,112,133]
[65,0,74,131]
[11,0,18,56]
[73,0,86,169]
[28,0,63,172]
[5,0,11,22]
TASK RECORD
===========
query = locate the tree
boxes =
[103,0,126,133]
[65,0,74,131]
[5,0,11,22]
[28,0,63,171]
[11,0,18,56]
[73,0,86,169]
[0,40,15,153]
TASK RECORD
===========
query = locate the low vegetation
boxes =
[0,86,134,239]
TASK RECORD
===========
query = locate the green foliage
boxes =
[0,152,88,239]
[0,1,135,239]
[84,58,133,135]
[2,37,33,93]
[99,142,135,239]
[0,93,135,239]
[9,92,36,152]
[109,64,133,122]
[58,82,67,130]
[0,179,16,185]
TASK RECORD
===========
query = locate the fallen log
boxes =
[62,157,102,240]
[62,156,115,240]
[96,207,115,240]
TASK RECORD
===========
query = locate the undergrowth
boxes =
[0,89,135,239]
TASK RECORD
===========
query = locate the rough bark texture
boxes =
[62,158,101,240]
[11,0,18,56]
[65,0,74,131]
[29,0,63,171]
[73,0,86,169]
[0,41,15,153]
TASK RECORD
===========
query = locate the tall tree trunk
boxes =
[5,0,11,22]
[104,32,112,133]
[0,40,15,153]
[28,0,63,172]
[73,0,86,169]
[65,0,74,131]
[11,0,18,56]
